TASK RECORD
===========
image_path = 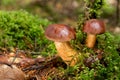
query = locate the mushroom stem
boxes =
[54,42,78,66]
[86,34,96,48]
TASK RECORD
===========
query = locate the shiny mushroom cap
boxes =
[45,24,76,42]
[83,19,105,34]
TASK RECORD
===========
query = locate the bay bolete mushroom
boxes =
[83,19,105,48]
[45,24,78,66]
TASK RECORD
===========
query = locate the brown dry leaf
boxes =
[0,64,25,80]
[0,55,10,66]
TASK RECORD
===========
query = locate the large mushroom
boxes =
[45,24,78,66]
[83,19,105,48]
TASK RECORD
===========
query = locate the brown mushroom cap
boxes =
[83,19,105,34]
[45,24,76,42]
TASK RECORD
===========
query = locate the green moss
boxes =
[84,0,104,19]
[0,10,56,56]
[94,32,120,79]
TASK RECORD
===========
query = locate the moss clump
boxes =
[55,32,120,80]
[0,10,56,56]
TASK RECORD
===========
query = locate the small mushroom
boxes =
[45,24,78,66]
[83,19,105,48]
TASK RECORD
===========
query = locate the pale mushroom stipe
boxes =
[45,24,78,66]
[83,19,105,48]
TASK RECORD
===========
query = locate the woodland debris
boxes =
[0,64,25,80]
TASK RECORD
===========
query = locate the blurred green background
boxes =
[0,0,119,31]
